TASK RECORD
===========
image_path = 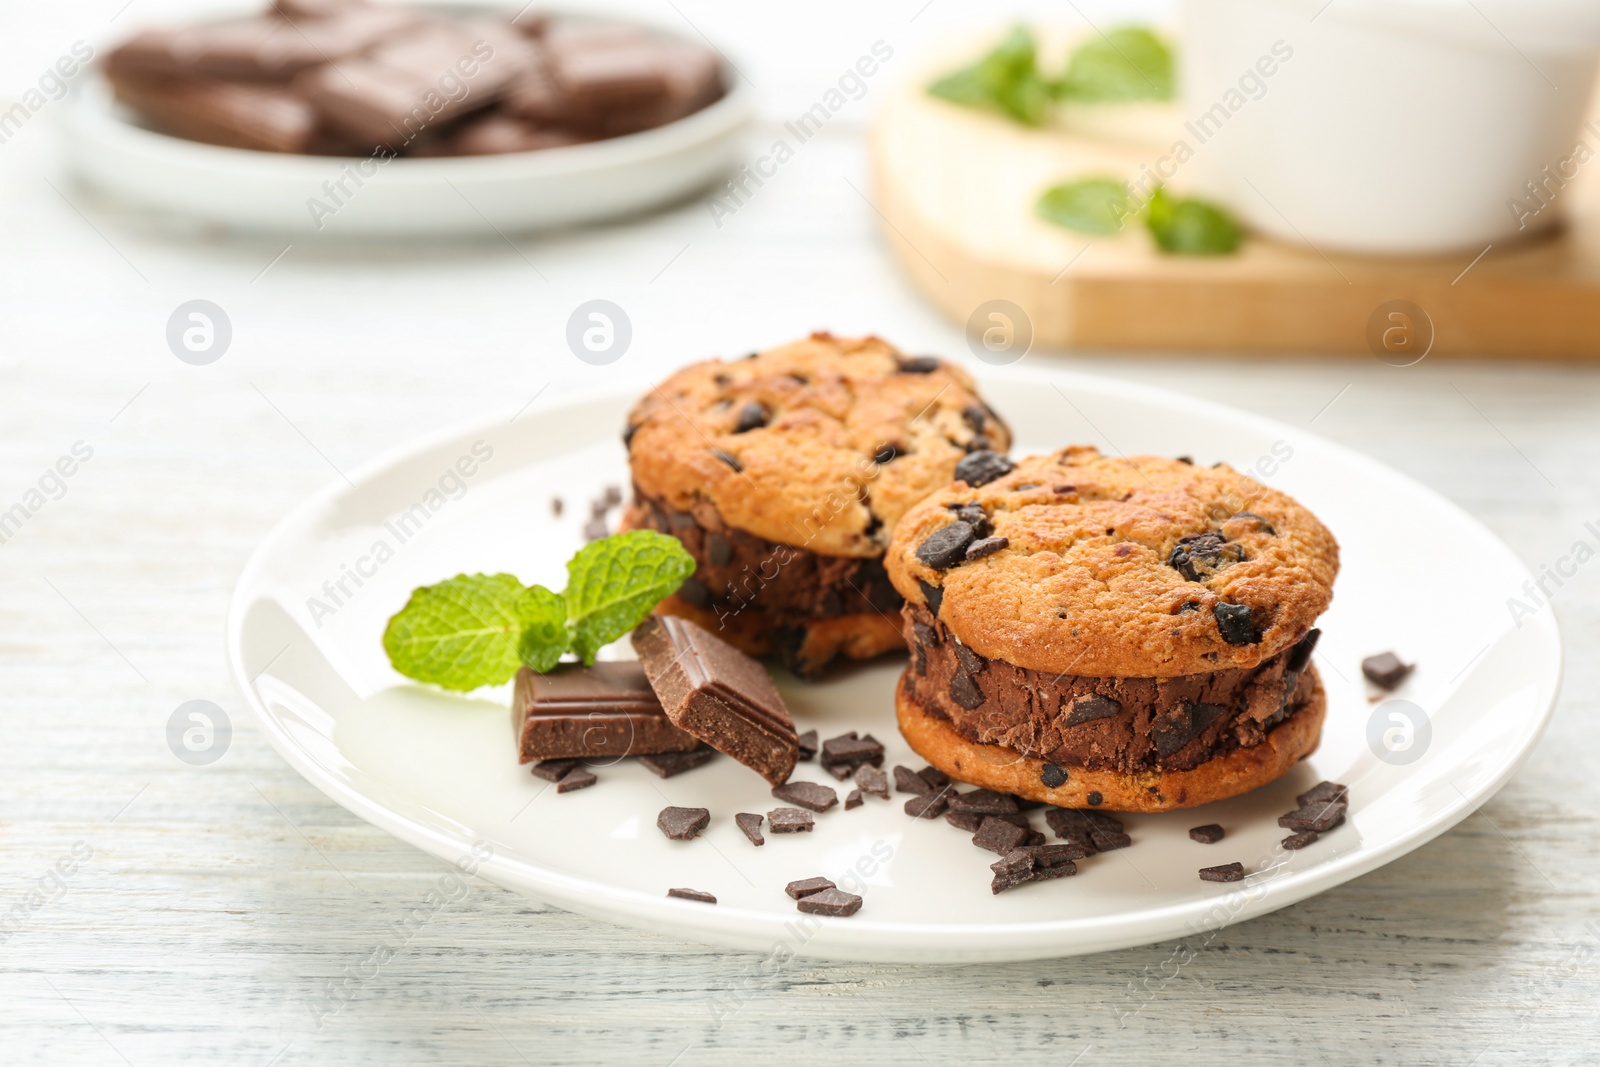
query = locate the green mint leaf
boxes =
[1057,26,1174,103]
[1144,186,1243,255]
[564,530,696,665]
[516,585,569,673]
[928,26,1053,126]
[383,573,539,691]
[1036,178,1132,234]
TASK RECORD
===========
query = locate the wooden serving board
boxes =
[869,41,1600,360]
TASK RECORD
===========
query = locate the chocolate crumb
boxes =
[919,766,951,788]
[893,765,932,795]
[795,888,862,916]
[855,765,890,799]
[1199,862,1246,882]
[948,789,1019,816]
[785,876,835,899]
[1297,781,1349,808]
[821,733,885,776]
[1040,763,1068,789]
[734,812,764,846]
[949,669,985,710]
[796,729,818,761]
[1361,651,1412,690]
[582,517,609,541]
[771,781,838,813]
[1189,824,1225,844]
[845,788,863,810]
[551,497,563,517]
[1087,792,1103,806]
[734,402,769,433]
[904,791,950,819]
[656,806,710,840]
[667,888,716,904]
[944,809,984,832]
[767,807,814,833]
[532,758,580,782]
[638,746,718,779]
[972,816,1029,854]
[1065,694,1121,726]
[1282,830,1319,850]
[965,535,1009,561]
[556,767,597,792]
[1278,804,1346,833]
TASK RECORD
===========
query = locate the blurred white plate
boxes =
[226,366,1560,962]
[60,15,753,235]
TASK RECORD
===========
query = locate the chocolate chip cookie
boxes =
[621,332,1011,676]
[884,445,1339,811]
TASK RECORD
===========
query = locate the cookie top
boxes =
[884,446,1339,677]
[626,333,1011,558]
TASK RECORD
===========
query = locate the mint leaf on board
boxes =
[1057,27,1174,103]
[516,584,568,673]
[1036,178,1133,234]
[564,529,696,664]
[928,26,1054,127]
[1144,186,1243,255]
[383,573,536,691]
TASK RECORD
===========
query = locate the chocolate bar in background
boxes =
[273,0,370,18]
[417,113,591,157]
[632,616,799,787]
[112,8,416,84]
[104,71,324,154]
[513,662,701,763]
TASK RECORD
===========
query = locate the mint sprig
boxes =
[1035,177,1132,235]
[928,26,1053,127]
[1036,180,1243,255]
[382,530,695,690]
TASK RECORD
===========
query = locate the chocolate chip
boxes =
[1151,700,1228,757]
[1040,763,1068,789]
[676,576,711,609]
[551,496,564,517]
[904,790,950,819]
[582,516,609,541]
[785,876,835,899]
[919,765,951,788]
[711,448,742,472]
[707,533,733,567]
[771,781,838,812]
[1065,694,1120,726]
[667,887,716,903]
[1231,511,1276,535]
[532,758,580,782]
[893,765,932,795]
[657,806,710,840]
[1168,531,1246,582]
[966,435,991,452]
[1176,455,1193,465]
[845,789,863,810]
[916,521,976,569]
[962,403,988,433]
[973,816,1029,854]
[1199,862,1246,882]
[855,765,889,799]
[873,443,900,464]
[767,807,815,833]
[944,810,982,831]
[821,733,885,775]
[948,789,1019,816]
[1287,628,1321,673]
[1278,804,1346,833]
[912,621,939,649]
[954,450,1015,488]
[1297,781,1348,808]
[948,501,990,532]
[734,402,768,433]
[796,729,818,761]
[1213,602,1262,645]
[953,641,986,676]
[795,888,862,916]
[638,746,718,779]
[1045,808,1097,852]
[1088,824,1131,852]
[1189,824,1225,844]
[949,669,984,710]
[918,579,943,616]
[965,535,1008,561]
[556,767,597,792]
[734,812,764,846]
[1086,792,1103,806]
[623,423,639,447]
[1282,830,1319,850]
[896,355,941,374]
[1175,600,1200,614]
[602,485,622,507]
[1361,651,1412,689]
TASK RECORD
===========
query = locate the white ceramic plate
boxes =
[226,366,1561,962]
[61,9,754,235]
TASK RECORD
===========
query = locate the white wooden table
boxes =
[3,3,1599,1063]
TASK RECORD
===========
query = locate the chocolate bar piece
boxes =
[111,9,416,84]
[632,616,798,786]
[512,662,700,763]
[105,70,323,153]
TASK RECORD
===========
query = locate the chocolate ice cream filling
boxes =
[625,489,903,631]
[901,605,1319,774]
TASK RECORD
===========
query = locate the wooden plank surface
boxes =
[1,97,1598,1067]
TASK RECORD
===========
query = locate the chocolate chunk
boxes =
[1278,804,1346,833]
[944,809,984,831]
[1213,603,1262,645]
[1064,694,1120,726]
[514,663,701,762]
[989,846,1080,893]
[824,762,853,781]
[767,807,814,833]
[973,816,1029,854]
[918,579,943,616]
[965,535,1008,561]
[771,781,838,813]
[1361,651,1412,689]
[854,765,889,799]
[948,789,1019,816]
[676,577,711,609]
[904,791,950,819]
[707,533,733,566]
[949,669,985,710]
[873,443,900,465]
[948,502,992,536]
[1086,792,1103,807]
[1231,511,1276,535]
[1040,763,1068,789]
[820,733,885,775]
[637,745,718,779]
[1282,831,1319,850]
[916,521,976,569]
[734,812,764,846]
[711,447,742,472]
[556,766,597,792]
[1045,807,1095,849]
[893,765,932,795]
[795,888,862,916]
[531,758,579,782]
[785,876,835,899]
[1297,781,1349,808]
[632,616,799,786]
[1189,824,1225,844]
[1151,700,1228,757]
[667,887,716,903]
[953,642,986,676]
[954,450,1015,488]
[896,355,941,373]
[733,402,768,433]
[1199,862,1246,882]
[1168,531,1246,582]
[1287,628,1322,673]
[796,729,818,761]
[656,806,709,840]
[962,403,988,433]
[912,622,939,651]
[845,789,863,810]
[602,484,622,507]
[582,516,609,541]
[1089,825,1131,852]
[989,862,1037,894]
[1031,843,1089,866]
[919,766,952,788]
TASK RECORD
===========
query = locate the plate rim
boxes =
[226,365,1564,961]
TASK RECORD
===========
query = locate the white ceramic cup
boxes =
[1179,0,1600,254]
